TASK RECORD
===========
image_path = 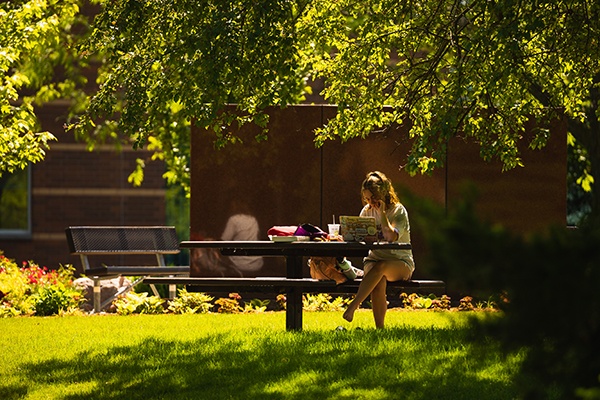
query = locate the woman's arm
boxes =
[380,209,400,242]
[371,200,400,242]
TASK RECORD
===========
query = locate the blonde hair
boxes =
[361,171,399,207]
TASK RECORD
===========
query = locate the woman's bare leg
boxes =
[343,263,385,322]
[343,260,412,324]
[371,278,388,328]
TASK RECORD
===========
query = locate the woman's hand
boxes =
[370,199,386,213]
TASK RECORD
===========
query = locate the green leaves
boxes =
[5,0,600,206]
[71,0,311,190]
[1,0,87,176]
[80,0,308,134]
[0,101,56,173]
[302,0,600,175]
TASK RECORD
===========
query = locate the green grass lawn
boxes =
[0,310,521,400]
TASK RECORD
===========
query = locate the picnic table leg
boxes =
[285,255,303,331]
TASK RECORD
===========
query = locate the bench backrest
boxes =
[66,226,182,272]
[66,226,181,255]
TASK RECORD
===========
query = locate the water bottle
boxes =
[337,258,357,280]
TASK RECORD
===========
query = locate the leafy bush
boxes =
[244,298,270,313]
[33,284,83,316]
[303,293,350,311]
[114,292,165,315]
[167,288,214,314]
[214,293,243,313]
[0,253,84,316]
[400,293,453,310]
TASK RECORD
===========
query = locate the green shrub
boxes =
[33,284,83,316]
[243,298,270,313]
[114,292,165,315]
[414,194,600,399]
[400,293,453,310]
[303,293,349,311]
[167,288,214,314]
[0,254,84,316]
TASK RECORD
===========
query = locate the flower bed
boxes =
[0,253,84,316]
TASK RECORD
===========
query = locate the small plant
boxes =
[114,292,165,315]
[400,293,452,310]
[215,293,243,313]
[458,296,474,311]
[431,294,452,310]
[167,288,214,314]
[33,284,83,316]
[244,298,270,313]
[476,297,498,310]
[303,293,350,311]
[276,294,286,310]
[401,293,433,309]
[414,296,433,309]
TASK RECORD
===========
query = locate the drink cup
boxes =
[328,224,340,237]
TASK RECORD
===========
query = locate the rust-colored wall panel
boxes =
[190,106,324,276]
[190,106,323,239]
[191,105,447,277]
[447,120,567,233]
[190,105,566,279]
[321,117,446,220]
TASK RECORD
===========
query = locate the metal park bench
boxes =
[65,226,190,313]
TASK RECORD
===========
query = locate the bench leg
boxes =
[148,283,177,299]
[93,279,101,313]
[149,284,160,297]
[99,277,143,311]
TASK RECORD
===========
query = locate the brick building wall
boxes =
[0,102,169,273]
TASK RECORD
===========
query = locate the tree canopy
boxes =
[0,0,87,173]
[3,0,600,218]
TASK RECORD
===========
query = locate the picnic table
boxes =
[145,240,444,330]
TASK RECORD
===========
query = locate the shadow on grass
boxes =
[3,326,518,400]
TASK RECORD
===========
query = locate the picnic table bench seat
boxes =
[143,276,446,296]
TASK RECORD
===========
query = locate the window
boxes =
[0,167,31,238]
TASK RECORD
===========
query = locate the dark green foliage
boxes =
[412,192,600,398]
[76,0,309,146]
[33,285,81,316]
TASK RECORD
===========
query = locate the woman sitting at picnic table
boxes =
[343,171,415,328]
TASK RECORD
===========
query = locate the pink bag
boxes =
[267,224,328,240]
[267,226,298,236]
